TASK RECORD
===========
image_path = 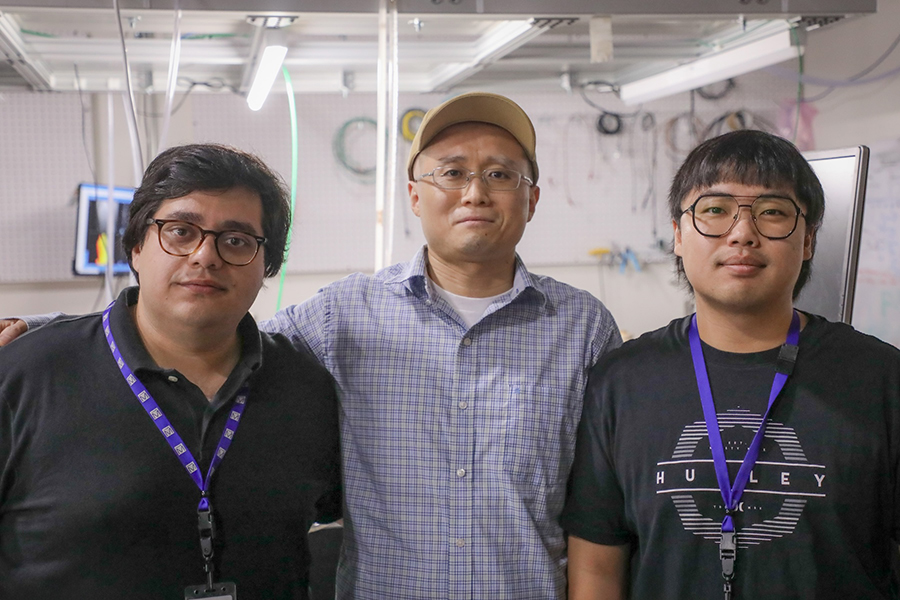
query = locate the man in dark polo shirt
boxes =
[0,144,341,599]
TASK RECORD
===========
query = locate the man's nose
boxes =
[191,233,223,265]
[461,173,491,204]
[727,204,761,241]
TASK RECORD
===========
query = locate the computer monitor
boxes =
[73,183,135,276]
[794,146,869,324]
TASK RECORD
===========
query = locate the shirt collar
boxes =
[387,245,548,307]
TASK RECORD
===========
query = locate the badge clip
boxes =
[184,581,237,600]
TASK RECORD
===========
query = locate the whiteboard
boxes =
[849,139,900,348]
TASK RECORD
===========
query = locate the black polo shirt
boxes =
[0,287,341,600]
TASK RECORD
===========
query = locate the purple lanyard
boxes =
[102,302,248,586]
[688,311,800,600]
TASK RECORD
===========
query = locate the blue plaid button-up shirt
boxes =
[264,247,621,600]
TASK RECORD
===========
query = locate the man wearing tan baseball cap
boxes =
[0,92,621,600]
[291,91,618,599]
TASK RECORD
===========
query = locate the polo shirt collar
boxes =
[107,286,263,385]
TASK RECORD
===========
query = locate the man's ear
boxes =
[803,226,816,261]
[672,219,683,257]
[409,181,421,217]
[131,245,142,275]
[526,185,540,222]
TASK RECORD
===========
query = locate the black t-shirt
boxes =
[0,287,342,600]
[561,314,900,599]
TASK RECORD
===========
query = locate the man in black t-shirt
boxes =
[561,130,900,599]
[0,145,341,599]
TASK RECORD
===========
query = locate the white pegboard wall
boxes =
[188,75,796,274]
[509,71,798,268]
[190,91,450,274]
[0,92,95,283]
[0,70,797,283]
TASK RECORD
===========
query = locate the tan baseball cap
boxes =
[406,92,539,183]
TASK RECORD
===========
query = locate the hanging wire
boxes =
[803,28,900,102]
[663,112,704,157]
[157,3,182,154]
[333,117,378,179]
[112,0,144,171]
[137,78,239,118]
[274,66,299,312]
[700,109,776,140]
[695,79,736,101]
[638,113,659,240]
[74,63,113,310]
[576,80,643,119]
[73,63,97,184]
[790,25,804,143]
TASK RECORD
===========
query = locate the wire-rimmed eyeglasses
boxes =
[416,166,534,192]
[147,219,267,266]
[681,194,807,240]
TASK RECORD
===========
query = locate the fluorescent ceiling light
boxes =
[246,30,287,111]
[425,19,561,92]
[618,28,804,106]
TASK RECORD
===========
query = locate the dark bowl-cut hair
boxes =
[668,129,825,299]
[122,143,291,279]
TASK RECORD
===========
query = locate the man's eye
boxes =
[439,168,465,179]
[222,234,250,248]
[166,225,193,237]
[485,169,513,180]
[755,200,794,218]
[699,205,729,215]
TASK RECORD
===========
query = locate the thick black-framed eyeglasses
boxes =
[681,194,807,240]
[417,166,534,191]
[147,218,266,266]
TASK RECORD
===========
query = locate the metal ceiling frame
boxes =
[0,0,878,95]
[1,0,878,16]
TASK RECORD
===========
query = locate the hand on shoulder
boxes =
[0,319,27,346]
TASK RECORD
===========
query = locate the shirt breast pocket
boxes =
[503,383,581,489]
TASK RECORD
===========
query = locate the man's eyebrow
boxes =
[433,155,467,165]
[219,220,262,235]
[158,209,202,222]
[157,210,261,235]
[434,155,522,169]
[482,155,522,169]
[702,188,794,198]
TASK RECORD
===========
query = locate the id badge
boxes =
[184,581,237,600]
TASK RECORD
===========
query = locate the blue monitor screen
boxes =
[73,183,135,276]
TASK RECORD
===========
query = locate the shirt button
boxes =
[456,468,466,478]
[462,337,472,346]
[167,375,179,382]
[455,538,466,548]
[458,401,468,410]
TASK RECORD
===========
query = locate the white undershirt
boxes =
[430,281,510,329]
